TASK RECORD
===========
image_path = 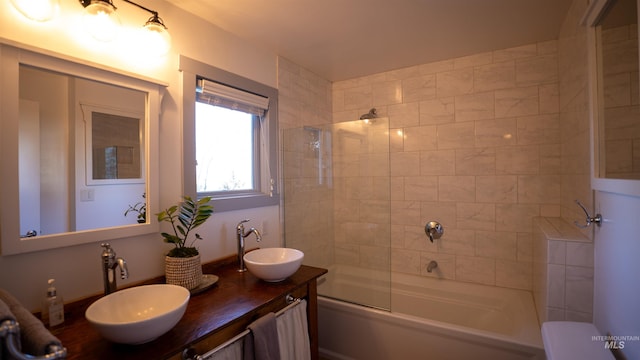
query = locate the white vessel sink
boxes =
[85,284,190,344]
[243,248,304,282]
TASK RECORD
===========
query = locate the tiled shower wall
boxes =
[332,42,562,291]
[280,0,594,293]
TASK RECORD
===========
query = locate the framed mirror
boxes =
[584,0,640,196]
[1,44,162,255]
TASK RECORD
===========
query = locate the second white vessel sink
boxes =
[243,248,304,282]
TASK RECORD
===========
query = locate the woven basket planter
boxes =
[165,254,203,290]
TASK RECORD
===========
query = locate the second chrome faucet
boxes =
[236,219,262,272]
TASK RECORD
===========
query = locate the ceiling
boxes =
[166,0,574,82]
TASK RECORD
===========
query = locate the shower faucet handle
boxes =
[425,221,444,243]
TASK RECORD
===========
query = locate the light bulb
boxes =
[82,1,121,42]
[142,18,172,56]
[10,0,60,22]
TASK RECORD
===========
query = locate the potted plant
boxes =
[156,196,213,290]
[124,193,147,223]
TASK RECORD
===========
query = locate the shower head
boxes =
[359,108,377,120]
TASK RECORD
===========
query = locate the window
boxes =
[180,57,279,211]
[195,103,255,192]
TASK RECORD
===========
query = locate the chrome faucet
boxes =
[100,243,129,295]
[426,260,438,273]
[236,219,262,272]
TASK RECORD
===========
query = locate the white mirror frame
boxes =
[583,0,640,197]
[0,43,163,255]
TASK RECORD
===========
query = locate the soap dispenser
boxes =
[42,278,64,328]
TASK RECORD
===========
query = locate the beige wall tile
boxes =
[476,175,517,203]
[453,52,493,69]
[540,144,562,174]
[419,149,456,175]
[438,176,476,202]
[455,92,495,122]
[402,74,436,103]
[455,255,495,285]
[420,252,456,279]
[390,151,420,176]
[474,61,516,92]
[496,145,540,174]
[343,85,372,110]
[516,54,559,86]
[475,118,517,148]
[437,122,475,149]
[493,44,537,62]
[539,84,560,114]
[373,80,403,106]
[404,126,438,151]
[455,148,496,175]
[403,225,439,252]
[392,248,421,274]
[438,229,476,256]
[404,176,438,201]
[495,86,539,118]
[457,203,496,231]
[518,175,561,204]
[419,59,455,74]
[419,97,455,125]
[517,232,534,262]
[496,259,533,290]
[388,102,420,128]
[495,204,539,232]
[390,200,421,226]
[517,113,560,145]
[421,201,457,228]
[360,245,390,269]
[565,266,594,313]
[477,230,517,260]
[436,68,474,97]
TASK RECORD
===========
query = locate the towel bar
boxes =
[182,295,302,360]
[0,319,67,360]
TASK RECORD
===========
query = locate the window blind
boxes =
[196,78,269,116]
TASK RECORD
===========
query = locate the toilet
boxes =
[541,321,615,360]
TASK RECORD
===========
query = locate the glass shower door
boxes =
[283,118,391,310]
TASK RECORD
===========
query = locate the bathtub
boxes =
[318,267,545,360]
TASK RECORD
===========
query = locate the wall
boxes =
[0,0,281,311]
[332,40,561,291]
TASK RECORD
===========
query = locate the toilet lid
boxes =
[541,322,615,360]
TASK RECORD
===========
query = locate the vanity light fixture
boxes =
[10,0,60,22]
[79,0,121,42]
[79,0,171,54]
[123,0,172,56]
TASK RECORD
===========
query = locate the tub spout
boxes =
[427,260,438,273]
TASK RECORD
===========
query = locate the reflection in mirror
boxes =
[597,0,640,179]
[91,112,142,180]
[18,65,147,237]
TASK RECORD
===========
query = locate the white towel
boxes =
[206,338,243,360]
[276,299,311,360]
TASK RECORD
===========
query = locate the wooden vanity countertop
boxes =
[53,258,327,360]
